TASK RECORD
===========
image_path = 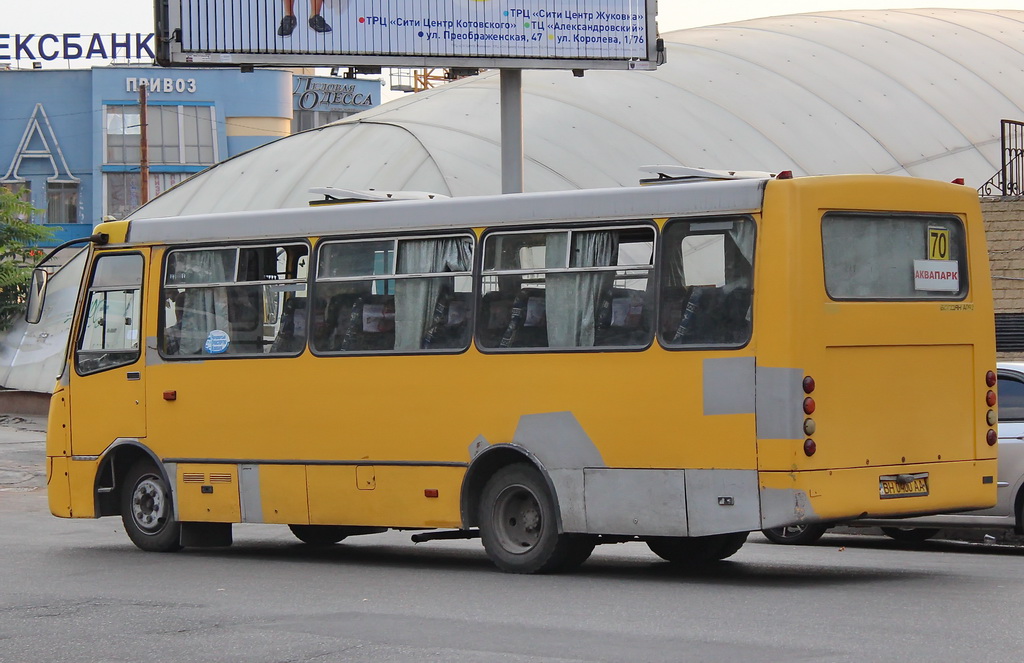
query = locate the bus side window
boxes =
[312,234,473,354]
[161,243,308,357]
[478,225,654,351]
[659,217,755,348]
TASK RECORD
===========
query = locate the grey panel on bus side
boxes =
[759,486,819,529]
[164,462,178,515]
[583,468,688,536]
[703,357,755,415]
[755,366,804,440]
[511,412,606,532]
[239,464,263,523]
[684,469,761,536]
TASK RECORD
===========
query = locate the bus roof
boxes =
[124,178,769,245]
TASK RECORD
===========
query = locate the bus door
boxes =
[69,251,148,456]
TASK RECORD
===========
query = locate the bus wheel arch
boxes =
[1014,485,1024,535]
[94,441,165,518]
[460,444,562,532]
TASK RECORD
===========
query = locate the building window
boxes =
[46,182,78,225]
[1,182,32,221]
[105,105,217,166]
[292,109,355,133]
[105,172,192,221]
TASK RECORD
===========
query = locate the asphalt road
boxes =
[3,416,1024,662]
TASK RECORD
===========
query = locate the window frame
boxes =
[657,214,757,352]
[997,372,1024,423]
[74,251,145,377]
[476,220,657,354]
[310,230,477,357]
[158,240,311,360]
[821,211,970,302]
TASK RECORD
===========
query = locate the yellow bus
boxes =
[29,173,998,573]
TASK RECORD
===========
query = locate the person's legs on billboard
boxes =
[309,0,332,33]
[278,0,298,36]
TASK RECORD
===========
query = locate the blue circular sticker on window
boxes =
[203,330,230,354]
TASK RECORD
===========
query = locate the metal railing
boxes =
[979,119,1024,196]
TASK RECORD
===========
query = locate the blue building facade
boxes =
[0,66,380,246]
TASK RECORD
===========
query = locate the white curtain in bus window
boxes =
[479,226,655,350]
[312,235,473,353]
[821,213,967,300]
[659,217,755,347]
[76,253,144,375]
[161,244,308,357]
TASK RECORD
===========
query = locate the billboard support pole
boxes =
[500,69,523,194]
[140,83,150,205]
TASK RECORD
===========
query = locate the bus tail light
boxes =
[987,390,997,407]
[803,376,815,393]
[776,170,794,180]
[951,177,965,185]
[987,430,998,446]
[986,370,997,387]
[803,397,815,415]
[988,410,997,426]
[804,439,816,456]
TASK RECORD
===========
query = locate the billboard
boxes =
[156,0,661,70]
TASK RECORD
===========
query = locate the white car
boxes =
[764,361,1024,544]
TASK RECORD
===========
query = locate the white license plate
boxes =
[879,473,929,499]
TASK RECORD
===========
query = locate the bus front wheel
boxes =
[120,460,182,553]
[289,525,349,545]
[478,463,578,574]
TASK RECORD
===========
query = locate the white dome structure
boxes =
[134,8,1024,218]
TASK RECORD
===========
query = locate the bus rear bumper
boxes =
[759,459,998,529]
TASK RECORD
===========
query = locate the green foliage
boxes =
[0,187,53,331]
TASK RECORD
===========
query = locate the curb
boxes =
[0,390,50,416]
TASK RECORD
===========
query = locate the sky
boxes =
[4,1,1021,41]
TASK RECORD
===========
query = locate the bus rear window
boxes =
[822,213,968,300]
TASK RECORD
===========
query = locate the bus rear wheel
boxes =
[762,524,828,545]
[880,526,939,543]
[288,525,349,545]
[121,460,182,553]
[646,532,748,564]
[478,463,578,574]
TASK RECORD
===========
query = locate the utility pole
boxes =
[139,82,149,205]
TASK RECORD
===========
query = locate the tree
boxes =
[0,187,54,331]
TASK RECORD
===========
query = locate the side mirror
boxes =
[25,267,48,324]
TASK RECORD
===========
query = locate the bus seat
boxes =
[358,294,396,351]
[595,287,648,346]
[421,285,471,350]
[500,288,547,348]
[269,297,307,353]
[478,290,514,348]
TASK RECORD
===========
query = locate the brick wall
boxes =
[982,197,1024,360]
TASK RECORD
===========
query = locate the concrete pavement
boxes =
[0,413,46,493]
